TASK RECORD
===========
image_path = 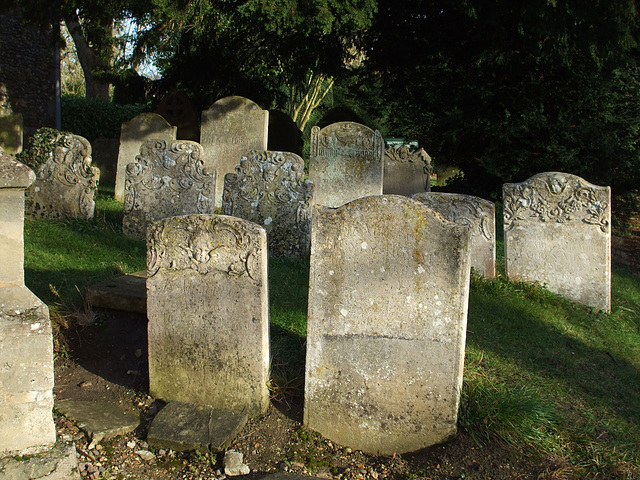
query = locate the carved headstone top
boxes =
[222,150,314,258]
[384,146,432,195]
[122,140,215,239]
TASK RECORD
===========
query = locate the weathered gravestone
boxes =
[200,96,269,208]
[122,139,215,239]
[503,172,611,311]
[309,122,384,207]
[0,147,55,453]
[114,113,177,202]
[305,195,472,455]
[222,150,314,258]
[0,112,23,154]
[91,137,119,186]
[156,88,199,142]
[412,192,495,278]
[383,146,432,195]
[25,133,100,220]
[147,214,269,418]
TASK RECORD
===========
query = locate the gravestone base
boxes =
[85,271,146,314]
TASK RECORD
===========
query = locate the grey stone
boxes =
[412,192,496,278]
[54,399,139,443]
[200,96,269,208]
[114,113,177,202]
[304,195,472,455]
[84,271,146,314]
[503,172,611,312]
[383,146,432,195]
[147,214,270,418]
[147,402,248,452]
[222,150,314,258]
[223,450,250,476]
[122,139,215,239]
[309,121,384,207]
[0,441,80,480]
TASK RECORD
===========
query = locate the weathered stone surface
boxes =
[222,150,314,258]
[54,399,139,443]
[122,140,215,239]
[309,122,384,207]
[25,134,100,221]
[147,214,269,418]
[0,112,23,154]
[412,192,496,278]
[147,402,248,452]
[0,441,80,479]
[383,146,432,195]
[503,172,611,312]
[155,88,199,142]
[200,96,269,208]
[304,195,472,455]
[114,113,177,202]
[84,271,146,314]
[224,450,250,476]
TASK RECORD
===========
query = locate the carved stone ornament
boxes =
[385,146,433,173]
[147,215,263,284]
[311,122,384,160]
[503,172,610,233]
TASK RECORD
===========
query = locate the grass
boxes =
[22,190,640,478]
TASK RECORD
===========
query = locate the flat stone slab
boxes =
[255,475,325,480]
[0,441,80,479]
[54,399,139,443]
[147,402,248,453]
[84,271,146,314]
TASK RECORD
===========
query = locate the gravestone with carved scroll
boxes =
[122,140,215,239]
[200,96,269,208]
[309,122,384,207]
[147,214,269,418]
[222,150,314,258]
[384,146,432,195]
[412,192,495,278]
[503,172,611,312]
[25,133,100,220]
[305,195,472,455]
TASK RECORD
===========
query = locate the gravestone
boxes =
[0,147,55,453]
[305,195,472,455]
[268,110,303,156]
[91,137,119,186]
[384,146,432,195]
[156,88,199,142]
[503,172,611,312]
[200,96,269,208]
[222,150,314,258]
[309,122,384,207]
[25,133,100,220]
[0,112,23,154]
[147,214,269,418]
[412,192,495,278]
[122,139,215,239]
[114,113,177,202]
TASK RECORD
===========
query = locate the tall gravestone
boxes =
[147,214,270,418]
[222,150,314,258]
[305,195,472,454]
[114,113,177,202]
[122,140,215,239]
[503,172,611,312]
[412,192,496,278]
[25,133,100,220]
[309,122,384,207]
[0,147,55,453]
[200,96,269,208]
[383,146,432,195]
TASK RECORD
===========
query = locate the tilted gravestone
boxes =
[309,122,384,207]
[222,150,314,258]
[0,147,55,453]
[114,113,177,202]
[503,172,611,312]
[305,195,472,455]
[412,192,496,278]
[122,139,215,239]
[147,214,269,418]
[200,96,269,208]
[25,133,100,220]
[383,146,432,195]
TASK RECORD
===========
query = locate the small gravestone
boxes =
[91,137,119,186]
[147,214,270,418]
[25,133,100,220]
[122,139,215,239]
[222,150,314,258]
[268,111,303,156]
[412,192,496,278]
[383,146,432,195]
[114,113,177,202]
[304,195,472,455]
[156,88,199,142]
[309,122,384,207]
[503,172,611,311]
[0,112,23,154]
[200,96,269,208]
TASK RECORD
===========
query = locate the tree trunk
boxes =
[65,18,110,100]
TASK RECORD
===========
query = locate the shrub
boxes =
[16,127,69,171]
